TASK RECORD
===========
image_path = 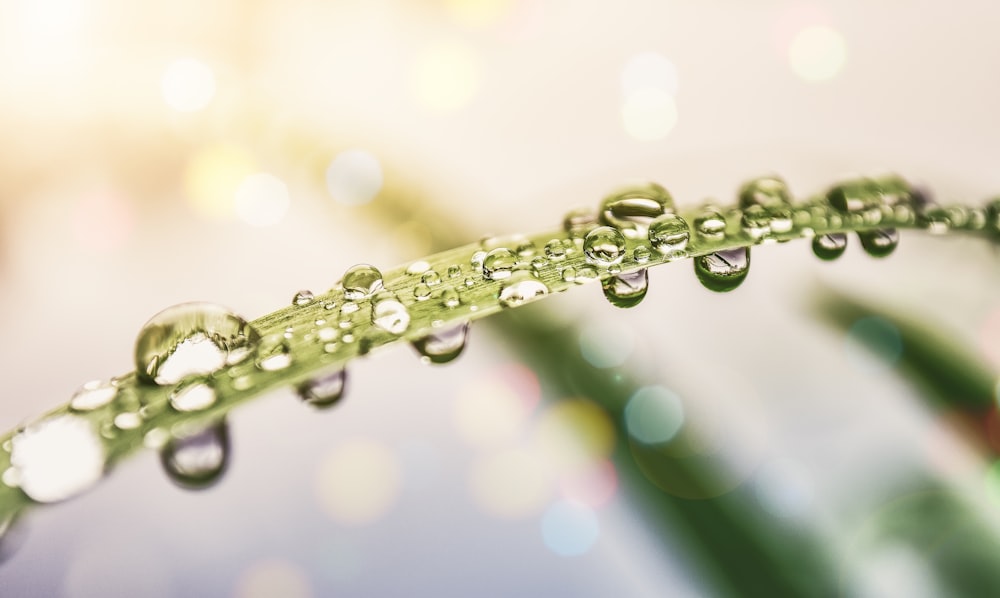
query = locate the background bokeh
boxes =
[1,0,1000,596]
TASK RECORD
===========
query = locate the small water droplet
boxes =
[447,265,462,278]
[441,288,460,308]
[413,283,432,301]
[372,297,410,335]
[812,233,847,260]
[341,264,384,300]
[292,290,314,306]
[499,273,549,307]
[324,301,338,310]
[739,176,792,209]
[769,207,793,234]
[298,369,347,408]
[602,269,649,308]
[561,267,576,282]
[69,380,118,412]
[920,206,951,235]
[858,228,899,258]
[827,178,880,213]
[9,415,105,503]
[694,248,750,292]
[412,322,470,364]
[531,257,548,270]
[648,213,690,254]
[160,421,229,489]
[170,380,217,412]
[583,226,626,266]
[470,250,487,267]
[113,412,142,430]
[135,302,258,385]
[633,246,651,263]
[544,239,567,260]
[575,265,598,283]
[406,260,431,275]
[694,207,726,238]
[256,333,293,371]
[516,241,537,257]
[741,205,771,240]
[563,207,598,238]
[483,248,518,281]
[599,183,674,238]
[464,277,475,288]
[421,270,441,286]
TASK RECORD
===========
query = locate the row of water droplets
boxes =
[3,173,998,514]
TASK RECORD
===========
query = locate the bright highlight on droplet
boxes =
[410,41,482,112]
[184,144,255,219]
[621,52,678,96]
[621,89,677,141]
[541,500,600,557]
[234,560,313,598]
[161,58,217,112]
[325,149,383,206]
[469,448,552,519]
[788,26,846,82]
[624,386,684,445]
[316,440,401,525]
[8,415,105,503]
[234,173,290,227]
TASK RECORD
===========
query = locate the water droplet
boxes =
[324,301,338,310]
[769,207,794,234]
[812,233,847,260]
[256,334,292,371]
[413,283,432,301]
[583,226,626,266]
[499,273,549,307]
[406,260,430,275]
[921,206,951,235]
[170,380,217,412]
[69,380,118,412]
[694,248,750,292]
[648,213,689,254]
[447,265,462,278]
[372,297,410,335]
[340,301,359,316]
[516,241,537,257]
[421,271,441,286]
[160,421,229,489]
[563,207,598,238]
[694,207,726,238]
[412,322,470,364]
[544,239,567,260]
[986,198,1000,234]
[633,246,651,263]
[858,228,899,258]
[738,176,792,209]
[531,257,548,270]
[741,205,771,240]
[298,369,347,408]
[441,288,460,308]
[470,250,487,267]
[483,247,517,280]
[135,302,258,385]
[341,264,384,300]
[292,290,314,306]
[9,415,105,503]
[561,267,576,282]
[827,178,881,213]
[575,265,599,283]
[113,412,142,430]
[599,183,674,238]
[602,269,649,308]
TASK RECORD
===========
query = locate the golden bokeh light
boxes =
[315,439,401,526]
[183,144,255,219]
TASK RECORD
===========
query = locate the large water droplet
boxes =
[372,297,410,335]
[648,213,689,255]
[694,248,750,292]
[812,233,847,260]
[583,226,626,266]
[499,272,549,307]
[483,248,517,280]
[341,264,384,300]
[412,322,470,364]
[256,333,293,371]
[69,380,118,412]
[8,415,105,502]
[135,303,258,385]
[858,228,899,258]
[602,269,649,308]
[738,176,792,209]
[160,421,229,489]
[298,369,347,408]
[170,380,217,412]
[599,183,674,238]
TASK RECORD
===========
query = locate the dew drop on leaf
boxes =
[812,233,847,261]
[298,369,347,409]
[411,322,470,364]
[858,228,899,258]
[483,248,517,281]
[256,333,293,371]
[694,247,750,292]
[160,420,229,490]
[648,213,689,255]
[602,269,649,308]
[499,273,549,307]
[69,380,118,412]
[341,264,384,300]
[372,297,411,335]
[583,226,626,266]
[599,183,674,238]
[8,415,105,503]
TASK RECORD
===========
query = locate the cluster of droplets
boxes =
[5,172,997,513]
